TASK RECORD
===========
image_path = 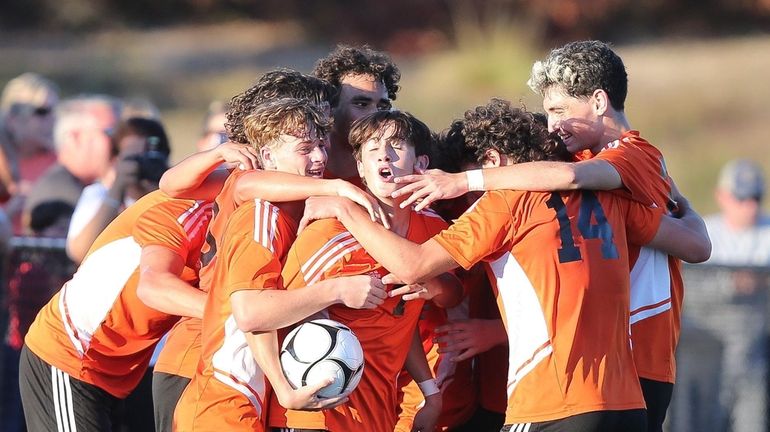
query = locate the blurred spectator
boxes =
[122,96,162,121]
[700,159,770,432]
[0,72,60,235]
[66,117,170,263]
[705,159,770,266]
[23,95,121,235]
[1,202,74,432]
[195,100,227,152]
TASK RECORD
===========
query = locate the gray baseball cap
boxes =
[717,159,765,201]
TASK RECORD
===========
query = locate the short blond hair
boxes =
[243,98,332,163]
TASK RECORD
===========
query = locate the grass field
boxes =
[0,22,767,214]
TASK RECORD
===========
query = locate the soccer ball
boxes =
[280,319,365,399]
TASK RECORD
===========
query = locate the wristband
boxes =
[417,379,440,397]
[466,169,485,192]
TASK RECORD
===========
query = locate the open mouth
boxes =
[307,168,324,177]
[378,167,394,182]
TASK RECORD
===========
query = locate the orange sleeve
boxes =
[132,201,193,257]
[433,190,515,270]
[624,200,664,247]
[595,141,662,206]
[220,205,283,295]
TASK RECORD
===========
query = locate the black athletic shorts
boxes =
[639,378,674,432]
[152,371,191,432]
[19,345,124,432]
[500,409,647,432]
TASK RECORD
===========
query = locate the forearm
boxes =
[480,160,621,192]
[245,330,294,400]
[232,280,341,332]
[235,171,340,205]
[337,204,445,284]
[137,269,206,318]
[405,329,433,383]
[159,149,226,198]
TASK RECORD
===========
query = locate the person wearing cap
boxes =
[705,159,770,266]
[700,159,770,432]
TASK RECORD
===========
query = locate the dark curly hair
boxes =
[226,69,334,144]
[431,121,475,173]
[313,45,400,107]
[349,110,432,161]
[460,99,571,165]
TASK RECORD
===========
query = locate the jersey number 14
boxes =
[547,191,619,263]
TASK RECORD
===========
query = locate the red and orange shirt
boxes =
[268,209,448,432]
[24,190,212,397]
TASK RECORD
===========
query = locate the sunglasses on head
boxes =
[32,106,53,116]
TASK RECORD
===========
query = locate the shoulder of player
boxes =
[601,131,663,159]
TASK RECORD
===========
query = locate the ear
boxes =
[356,159,365,179]
[414,155,429,173]
[481,148,502,168]
[260,147,277,170]
[592,89,609,116]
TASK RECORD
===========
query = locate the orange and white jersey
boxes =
[433,189,662,424]
[596,130,684,383]
[174,199,296,432]
[268,209,448,432]
[155,168,248,379]
[24,190,212,398]
[394,297,475,432]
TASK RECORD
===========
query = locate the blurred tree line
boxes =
[2,0,768,47]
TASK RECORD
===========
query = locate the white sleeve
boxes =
[67,183,108,240]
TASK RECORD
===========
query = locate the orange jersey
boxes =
[24,190,212,398]
[268,209,448,432]
[174,199,297,432]
[433,189,662,424]
[155,168,249,378]
[394,298,475,432]
[595,131,684,383]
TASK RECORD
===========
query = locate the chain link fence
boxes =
[668,264,770,432]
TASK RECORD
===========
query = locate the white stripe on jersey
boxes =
[211,316,267,415]
[488,252,552,398]
[252,199,280,253]
[301,232,361,283]
[60,237,142,354]
[181,201,214,239]
[629,246,671,325]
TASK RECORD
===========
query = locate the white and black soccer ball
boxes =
[280,318,365,399]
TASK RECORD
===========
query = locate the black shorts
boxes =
[152,371,191,432]
[19,345,124,432]
[639,378,674,432]
[501,409,647,432]
[452,406,505,431]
